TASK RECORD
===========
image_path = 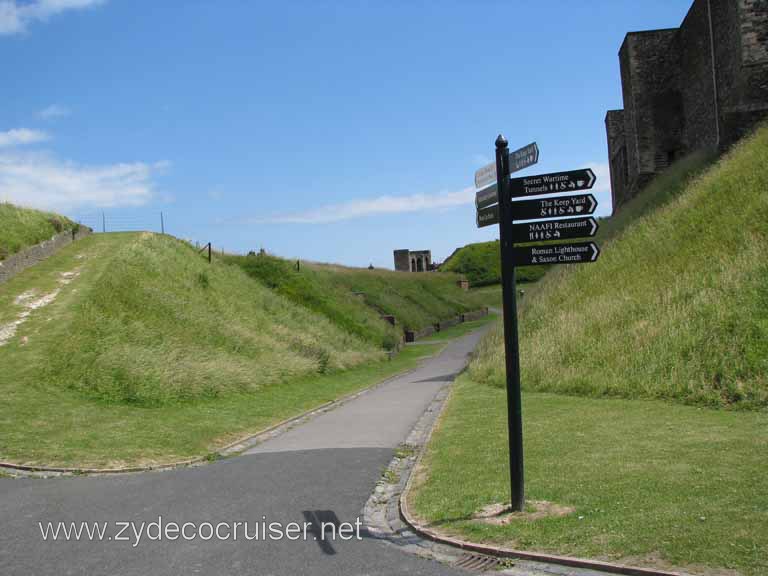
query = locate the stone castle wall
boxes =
[607,0,768,208]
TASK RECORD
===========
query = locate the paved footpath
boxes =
[0,329,490,576]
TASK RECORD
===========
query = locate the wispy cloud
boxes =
[38,104,71,119]
[0,0,104,36]
[254,160,614,225]
[254,188,475,224]
[0,150,168,212]
[0,128,50,147]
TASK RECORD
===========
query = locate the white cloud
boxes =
[0,150,167,212]
[0,0,104,36]
[38,104,71,119]
[0,128,50,147]
[255,188,476,224]
[256,160,614,225]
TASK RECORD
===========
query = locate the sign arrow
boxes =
[509,168,596,198]
[510,193,597,221]
[475,182,499,210]
[513,242,600,266]
[510,217,599,244]
[474,142,539,189]
[476,204,499,228]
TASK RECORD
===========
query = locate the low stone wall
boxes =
[404,308,489,343]
[435,317,462,332]
[404,325,436,343]
[461,308,489,322]
[0,227,92,285]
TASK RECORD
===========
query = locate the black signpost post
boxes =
[495,135,525,512]
[474,135,602,513]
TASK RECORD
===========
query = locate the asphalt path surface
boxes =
[0,327,489,576]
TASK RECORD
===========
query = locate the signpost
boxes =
[476,204,499,228]
[510,193,598,221]
[509,168,595,197]
[513,242,600,266]
[510,217,598,243]
[474,141,539,189]
[473,135,603,512]
[475,183,499,210]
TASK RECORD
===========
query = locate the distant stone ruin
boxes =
[393,249,433,272]
[606,0,768,208]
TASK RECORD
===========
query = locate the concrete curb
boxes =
[395,386,692,576]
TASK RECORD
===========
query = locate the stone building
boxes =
[393,249,432,272]
[606,0,768,207]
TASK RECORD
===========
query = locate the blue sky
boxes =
[0,0,692,268]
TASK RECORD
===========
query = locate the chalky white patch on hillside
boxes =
[0,268,81,346]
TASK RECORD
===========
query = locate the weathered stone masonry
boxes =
[0,227,92,285]
[606,0,768,207]
[393,249,432,272]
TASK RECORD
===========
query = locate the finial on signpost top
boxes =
[496,134,508,149]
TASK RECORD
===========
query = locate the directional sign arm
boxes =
[509,216,599,243]
[474,142,539,188]
[510,194,598,221]
[508,168,596,198]
[513,242,601,266]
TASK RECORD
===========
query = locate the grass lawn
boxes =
[1,340,444,468]
[410,376,768,575]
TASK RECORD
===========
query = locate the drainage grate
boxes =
[452,553,504,572]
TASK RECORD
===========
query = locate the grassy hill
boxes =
[440,240,547,286]
[469,124,768,408]
[0,202,77,260]
[228,253,490,348]
[0,225,493,466]
[3,233,382,406]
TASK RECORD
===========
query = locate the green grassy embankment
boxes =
[440,240,547,286]
[0,228,490,467]
[470,130,766,407]
[409,125,768,575]
[0,203,77,260]
[228,253,491,348]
